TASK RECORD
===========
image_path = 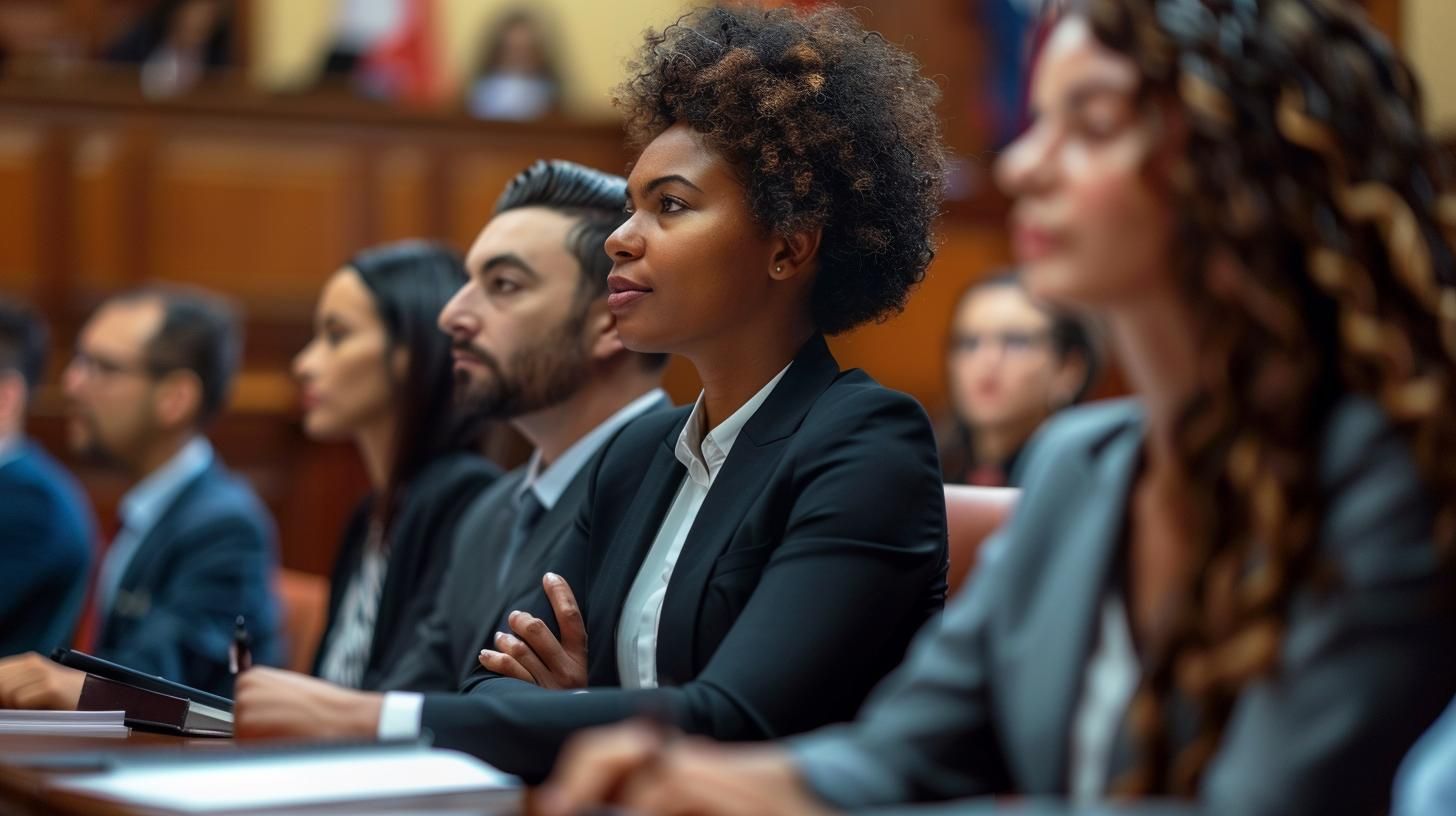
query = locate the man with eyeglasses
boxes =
[0,286,279,706]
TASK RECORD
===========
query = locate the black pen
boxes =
[229,615,251,675]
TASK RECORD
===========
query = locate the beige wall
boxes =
[255,1,1456,130]
[1406,0,1456,133]
[253,0,687,118]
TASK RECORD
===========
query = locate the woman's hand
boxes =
[478,572,589,689]
[532,720,835,816]
[233,667,383,739]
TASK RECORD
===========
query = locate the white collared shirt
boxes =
[615,364,791,689]
[377,388,669,740]
[1068,593,1140,803]
[95,436,214,618]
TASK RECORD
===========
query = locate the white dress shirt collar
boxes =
[516,388,670,512]
[675,364,792,489]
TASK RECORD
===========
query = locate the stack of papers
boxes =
[0,710,128,737]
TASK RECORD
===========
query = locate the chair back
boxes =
[945,485,1018,597]
[274,568,329,673]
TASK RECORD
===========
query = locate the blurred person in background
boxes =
[294,241,498,691]
[106,0,233,99]
[0,0,84,79]
[939,270,1098,486]
[466,8,562,121]
[0,298,93,658]
[0,285,278,705]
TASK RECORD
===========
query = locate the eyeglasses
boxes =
[949,330,1054,356]
[68,349,159,380]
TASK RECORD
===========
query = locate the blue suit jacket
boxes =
[95,459,279,696]
[0,441,95,657]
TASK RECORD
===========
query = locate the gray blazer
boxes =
[374,463,589,692]
[794,398,1456,815]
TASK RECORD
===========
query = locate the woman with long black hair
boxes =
[294,241,498,690]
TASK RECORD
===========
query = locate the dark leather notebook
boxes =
[62,653,234,737]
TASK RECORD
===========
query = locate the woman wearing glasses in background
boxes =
[939,270,1099,487]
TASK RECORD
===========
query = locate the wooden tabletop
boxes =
[0,731,521,815]
[0,731,184,815]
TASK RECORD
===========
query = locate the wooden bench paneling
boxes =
[0,124,44,299]
[148,136,357,306]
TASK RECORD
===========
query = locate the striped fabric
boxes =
[317,521,388,689]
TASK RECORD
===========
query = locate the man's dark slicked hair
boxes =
[110,285,241,427]
[494,160,668,369]
[0,298,48,394]
[494,159,628,301]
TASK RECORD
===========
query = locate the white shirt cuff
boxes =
[377,691,424,740]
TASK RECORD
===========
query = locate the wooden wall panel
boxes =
[0,124,43,299]
[147,137,358,309]
[71,128,133,298]
[371,147,433,244]
[446,140,627,248]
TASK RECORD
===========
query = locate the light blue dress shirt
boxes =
[95,436,214,619]
[1394,697,1456,816]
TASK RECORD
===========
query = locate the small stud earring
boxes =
[775,265,783,274]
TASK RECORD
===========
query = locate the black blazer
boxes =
[377,397,672,694]
[313,451,499,690]
[421,335,948,782]
[97,457,278,697]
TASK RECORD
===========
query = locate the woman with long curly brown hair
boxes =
[535,1,1456,813]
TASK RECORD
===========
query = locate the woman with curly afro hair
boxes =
[538,1,1456,814]
[311,3,953,785]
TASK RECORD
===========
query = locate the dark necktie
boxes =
[497,490,546,591]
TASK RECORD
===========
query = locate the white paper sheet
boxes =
[50,746,520,812]
[0,709,128,737]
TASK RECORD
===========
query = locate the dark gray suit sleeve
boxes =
[373,593,459,693]
[800,399,1456,816]
[790,529,1012,809]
